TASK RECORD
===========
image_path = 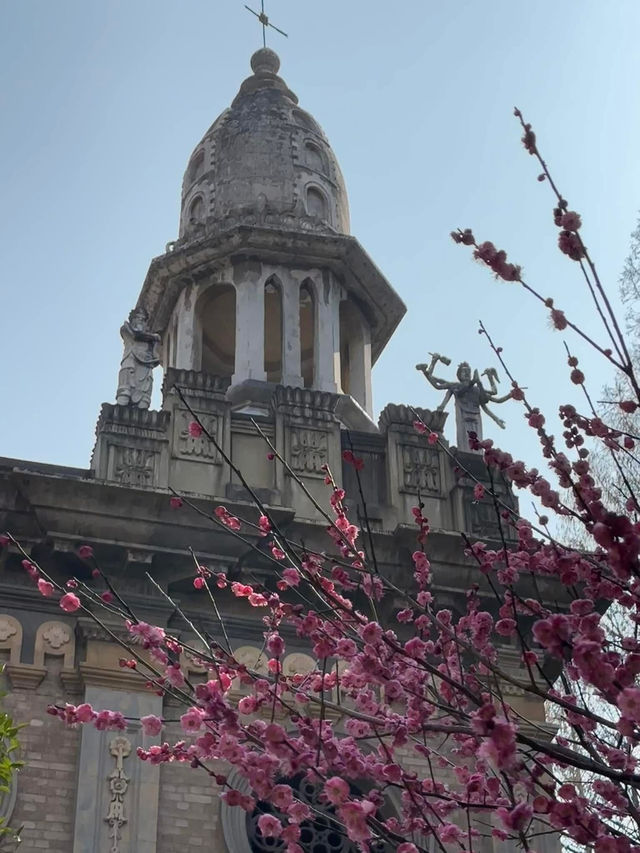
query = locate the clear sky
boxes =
[1,0,639,481]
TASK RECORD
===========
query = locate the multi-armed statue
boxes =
[416,354,512,449]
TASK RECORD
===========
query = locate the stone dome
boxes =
[179,48,350,239]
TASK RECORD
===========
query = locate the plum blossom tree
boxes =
[5,110,640,853]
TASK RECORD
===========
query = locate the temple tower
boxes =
[140,48,404,424]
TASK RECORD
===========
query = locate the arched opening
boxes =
[304,141,325,174]
[200,285,236,379]
[189,195,204,225]
[189,150,205,183]
[264,276,283,383]
[299,280,315,388]
[306,186,327,221]
[339,301,351,396]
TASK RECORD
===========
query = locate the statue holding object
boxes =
[416,354,511,449]
[116,308,161,409]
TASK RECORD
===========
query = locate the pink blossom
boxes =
[188,421,203,438]
[258,515,271,535]
[257,814,283,838]
[37,578,55,597]
[75,703,96,723]
[266,633,285,657]
[180,707,206,733]
[77,544,93,559]
[560,211,582,231]
[618,687,640,722]
[473,483,485,501]
[59,592,81,612]
[140,715,163,736]
[324,776,350,805]
[169,496,183,509]
[281,568,300,587]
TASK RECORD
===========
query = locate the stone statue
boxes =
[416,354,511,448]
[115,308,161,409]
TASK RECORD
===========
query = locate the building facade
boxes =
[0,49,546,852]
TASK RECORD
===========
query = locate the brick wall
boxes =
[2,662,81,851]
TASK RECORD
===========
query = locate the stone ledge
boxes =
[5,663,47,690]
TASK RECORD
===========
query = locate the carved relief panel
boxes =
[111,446,158,488]
[288,428,328,477]
[398,443,442,495]
[172,409,221,462]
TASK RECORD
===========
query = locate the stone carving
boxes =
[174,410,220,461]
[282,653,315,678]
[0,617,17,643]
[0,615,22,665]
[116,308,161,409]
[42,623,70,650]
[113,447,156,487]
[400,444,441,494]
[35,620,75,670]
[233,645,268,675]
[105,735,132,853]
[289,428,328,475]
[416,354,511,449]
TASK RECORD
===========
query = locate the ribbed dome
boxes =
[179,49,350,239]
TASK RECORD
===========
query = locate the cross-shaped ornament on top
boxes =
[244,0,288,48]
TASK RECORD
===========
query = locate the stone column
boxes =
[173,283,200,371]
[281,271,304,387]
[347,321,373,417]
[314,276,340,393]
[231,277,266,385]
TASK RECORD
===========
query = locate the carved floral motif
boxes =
[42,623,71,650]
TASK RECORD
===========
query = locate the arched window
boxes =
[189,195,204,224]
[200,285,236,378]
[189,150,205,183]
[247,774,360,853]
[264,276,283,383]
[306,187,327,221]
[305,142,325,174]
[299,281,315,389]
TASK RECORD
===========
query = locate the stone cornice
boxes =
[163,369,230,400]
[95,404,170,437]
[5,663,47,690]
[378,404,448,434]
[79,663,153,693]
[272,386,340,424]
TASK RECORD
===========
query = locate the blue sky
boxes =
[1,0,639,480]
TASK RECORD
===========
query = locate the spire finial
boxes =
[244,1,288,48]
